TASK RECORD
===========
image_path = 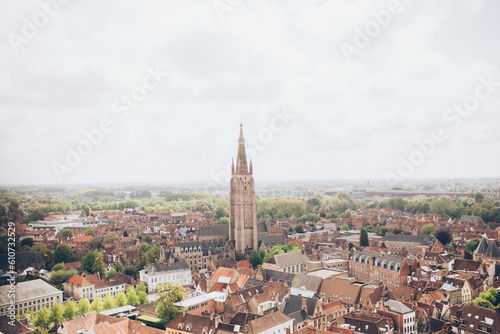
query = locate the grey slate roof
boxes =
[283,295,318,317]
[381,234,433,246]
[259,268,295,286]
[0,251,43,271]
[0,279,61,305]
[384,300,413,314]
[177,241,201,249]
[266,250,311,268]
[257,222,268,233]
[473,238,500,258]
[258,234,286,247]
[142,261,190,274]
[198,224,229,237]
[486,240,500,258]
[287,310,308,324]
[291,274,323,292]
[474,238,489,255]
[350,250,406,272]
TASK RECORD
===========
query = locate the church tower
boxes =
[229,123,258,253]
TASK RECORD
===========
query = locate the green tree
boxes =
[235,251,246,261]
[250,250,263,269]
[106,268,116,280]
[473,288,500,308]
[7,199,24,222]
[435,229,452,245]
[114,261,124,274]
[403,231,412,235]
[91,295,104,312]
[295,224,304,233]
[31,242,50,257]
[84,228,96,237]
[125,266,137,277]
[77,298,91,316]
[20,237,34,248]
[217,217,229,224]
[50,269,77,290]
[53,244,74,264]
[123,230,129,237]
[474,192,485,204]
[340,225,350,231]
[92,252,105,277]
[465,238,481,253]
[103,293,115,310]
[49,302,65,329]
[359,227,369,247]
[61,229,73,238]
[420,223,436,236]
[138,291,149,305]
[81,251,96,273]
[63,300,77,320]
[83,206,91,217]
[51,263,65,271]
[26,207,45,222]
[126,286,139,306]
[115,291,128,307]
[103,232,120,244]
[214,207,228,219]
[155,282,185,324]
[136,282,147,294]
[35,307,50,330]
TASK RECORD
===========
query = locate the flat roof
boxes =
[174,291,225,307]
[307,269,347,279]
[99,305,137,315]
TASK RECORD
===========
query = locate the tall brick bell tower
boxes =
[229,123,258,253]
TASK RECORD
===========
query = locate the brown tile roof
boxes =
[428,290,446,301]
[166,312,216,334]
[318,279,361,303]
[63,261,81,271]
[250,311,292,333]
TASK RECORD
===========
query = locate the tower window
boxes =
[245,186,247,191]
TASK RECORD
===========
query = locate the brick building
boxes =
[348,251,415,288]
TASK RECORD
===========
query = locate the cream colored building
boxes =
[0,279,63,315]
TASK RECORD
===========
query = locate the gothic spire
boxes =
[236,123,248,174]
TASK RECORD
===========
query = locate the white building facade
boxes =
[139,262,191,293]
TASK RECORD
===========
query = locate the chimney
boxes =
[215,315,221,327]
[379,296,385,311]
[301,298,307,311]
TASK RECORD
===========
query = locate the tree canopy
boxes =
[155,282,186,324]
[359,227,369,247]
[53,244,74,264]
[420,223,436,236]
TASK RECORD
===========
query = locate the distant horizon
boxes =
[1,176,499,189]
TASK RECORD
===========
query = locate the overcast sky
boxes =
[1,0,499,185]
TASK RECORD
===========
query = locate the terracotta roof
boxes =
[74,235,94,243]
[66,275,93,287]
[61,311,163,334]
